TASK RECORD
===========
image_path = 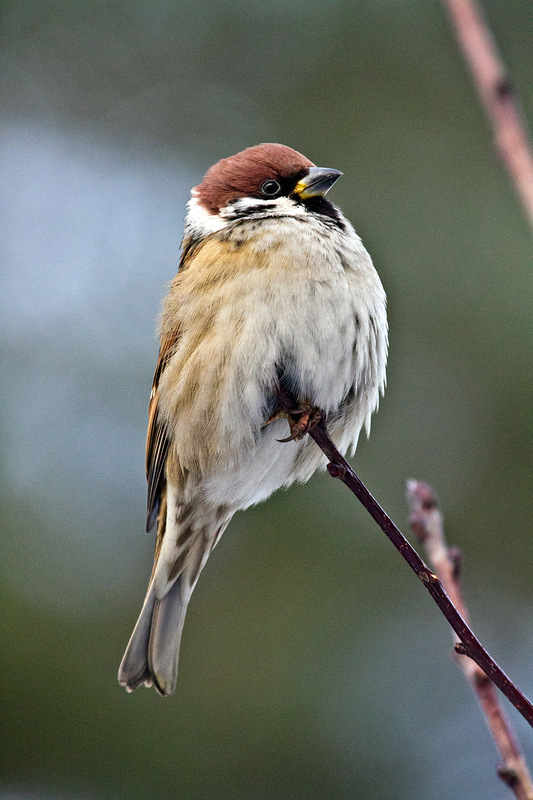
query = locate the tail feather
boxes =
[118,580,188,696]
[148,578,188,696]
[118,496,233,696]
[118,585,157,691]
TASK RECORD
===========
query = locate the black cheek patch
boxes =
[226,203,269,219]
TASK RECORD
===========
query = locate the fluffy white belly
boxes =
[201,419,318,508]
[199,273,378,508]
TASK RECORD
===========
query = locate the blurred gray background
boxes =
[1,2,532,799]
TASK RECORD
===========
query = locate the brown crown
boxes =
[195,143,315,214]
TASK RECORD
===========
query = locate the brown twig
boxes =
[274,387,533,728]
[407,480,533,800]
[441,0,533,228]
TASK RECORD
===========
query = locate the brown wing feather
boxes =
[145,331,180,532]
[145,239,200,532]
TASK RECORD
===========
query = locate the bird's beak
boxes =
[293,167,343,199]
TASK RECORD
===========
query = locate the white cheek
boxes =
[183,194,310,244]
[183,195,229,240]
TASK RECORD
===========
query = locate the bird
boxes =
[118,143,388,696]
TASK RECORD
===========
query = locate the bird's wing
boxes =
[145,240,200,533]
[145,331,179,532]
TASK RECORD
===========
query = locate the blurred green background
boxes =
[1,1,532,798]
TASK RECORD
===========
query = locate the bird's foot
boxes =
[277,403,322,443]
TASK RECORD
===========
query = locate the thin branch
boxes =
[441,0,533,228]
[407,480,533,800]
[274,387,533,728]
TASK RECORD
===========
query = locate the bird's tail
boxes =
[118,496,232,696]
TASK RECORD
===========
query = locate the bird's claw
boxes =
[276,406,322,443]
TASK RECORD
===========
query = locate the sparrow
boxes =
[118,143,388,696]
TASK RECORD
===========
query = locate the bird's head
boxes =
[186,143,343,239]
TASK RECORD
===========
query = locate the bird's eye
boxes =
[260,179,281,197]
